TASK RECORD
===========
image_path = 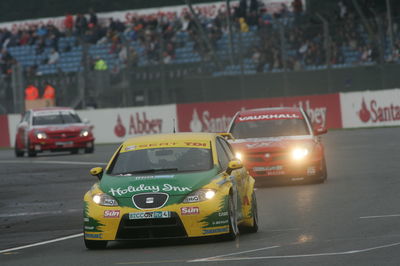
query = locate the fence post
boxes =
[317,13,332,93]
[278,23,288,96]
[11,64,24,113]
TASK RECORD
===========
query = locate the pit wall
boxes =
[2,89,400,147]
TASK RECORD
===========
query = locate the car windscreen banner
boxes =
[177,93,342,132]
[340,88,400,128]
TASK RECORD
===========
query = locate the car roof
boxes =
[236,107,303,116]
[123,132,217,146]
[30,107,75,113]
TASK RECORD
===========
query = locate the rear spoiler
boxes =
[217,132,235,140]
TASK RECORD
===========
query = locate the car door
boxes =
[216,137,245,220]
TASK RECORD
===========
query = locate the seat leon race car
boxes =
[14,107,94,157]
[83,133,258,249]
[227,107,327,185]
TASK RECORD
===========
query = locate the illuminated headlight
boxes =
[292,148,309,160]
[183,189,216,203]
[36,131,47,139]
[80,129,90,137]
[235,152,242,161]
[92,193,118,206]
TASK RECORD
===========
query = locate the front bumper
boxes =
[247,158,325,182]
[30,137,94,152]
[83,194,230,241]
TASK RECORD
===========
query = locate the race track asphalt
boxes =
[1,127,400,266]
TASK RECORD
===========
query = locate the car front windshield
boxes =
[109,147,213,175]
[32,112,82,125]
[230,118,310,139]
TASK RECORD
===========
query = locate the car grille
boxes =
[245,151,289,163]
[47,132,79,139]
[116,212,187,240]
[132,193,169,209]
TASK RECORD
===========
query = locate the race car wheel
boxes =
[226,195,239,240]
[27,142,37,157]
[248,192,259,233]
[15,143,24,157]
[84,239,107,250]
[316,157,328,183]
[85,144,94,154]
[70,148,79,154]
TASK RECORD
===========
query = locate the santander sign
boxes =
[358,97,400,123]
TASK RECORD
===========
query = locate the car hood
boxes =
[230,135,315,153]
[100,167,220,199]
[32,124,86,133]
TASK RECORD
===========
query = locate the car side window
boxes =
[217,137,235,160]
[216,139,230,170]
[22,112,30,124]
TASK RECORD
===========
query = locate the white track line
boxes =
[360,214,400,219]
[0,208,81,218]
[188,242,400,262]
[189,246,280,262]
[0,233,83,254]
[0,160,106,166]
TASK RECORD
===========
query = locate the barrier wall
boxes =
[340,89,400,128]
[177,93,342,133]
[0,115,10,147]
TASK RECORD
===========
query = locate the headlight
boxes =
[36,131,47,140]
[92,193,118,206]
[235,152,242,161]
[183,189,216,203]
[80,129,90,137]
[292,148,309,160]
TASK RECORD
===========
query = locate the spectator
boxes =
[64,13,74,35]
[88,8,98,27]
[94,57,108,71]
[0,49,15,76]
[47,48,60,64]
[75,13,88,36]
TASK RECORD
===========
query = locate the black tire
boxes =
[315,157,327,183]
[27,142,37,157]
[247,192,259,233]
[226,195,239,240]
[84,239,107,250]
[15,143,24,157]
[85,144,94,154]
[70,148,79,154]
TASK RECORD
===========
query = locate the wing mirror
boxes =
[90,167,103,180]
[226,159,243,175]
[314,126,327,135]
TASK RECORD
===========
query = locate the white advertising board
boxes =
[77,104,177,144]
[340,89,400,128]
[7,114,21,147]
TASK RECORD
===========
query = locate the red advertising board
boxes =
[0,115,10,147]
[177,93,342,132]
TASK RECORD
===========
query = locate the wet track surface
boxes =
[1,128,400,266]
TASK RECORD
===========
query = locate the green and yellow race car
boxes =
[83,132,258,249]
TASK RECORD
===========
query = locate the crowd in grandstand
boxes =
[0,0,398,78]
